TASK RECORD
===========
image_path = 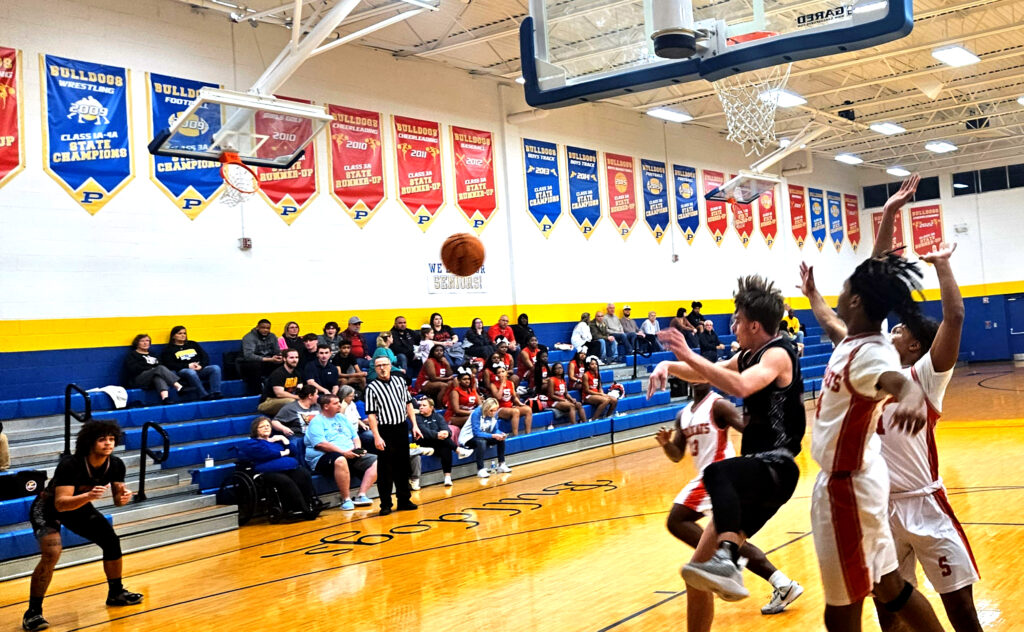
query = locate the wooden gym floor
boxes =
[2,363,1022,631]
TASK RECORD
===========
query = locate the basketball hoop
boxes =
[219,151,260,207]
[713,62,792,157]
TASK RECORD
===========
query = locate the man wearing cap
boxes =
[342,317,371,370]
[619,305,642,355]
[604,303,633,361]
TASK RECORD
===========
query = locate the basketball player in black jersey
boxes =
[648,275,806,632]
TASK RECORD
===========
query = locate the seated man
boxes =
[257,348,303,417]
[298,333,321,367]
[272,384,320,467]
[332,340,367,393]
[783,302,805,346]
[304,344,340,396]
[641,311,663,352]
[619,305,641,356]
[240,319,283,394]
[604,303,633,361]
[488,315,518,351]
[697,319,725,362]
[589,311,618,364]
[304,394,376,511]
[342,316,372,370]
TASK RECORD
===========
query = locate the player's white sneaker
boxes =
[681,550,749,602]
[761,581,803,614]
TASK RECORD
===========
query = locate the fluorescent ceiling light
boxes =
[835,153,864,165]
[515,76,526,85]
[779,138,792,148]
[886,167,911,177]
[932,45,980,68]
[925,140,957,153]
[853,0,888,13]
[760,89,806,108]
[1018,95,1024,106]
[646,107,693,123]
[953,183,968,189]
[870,122,906,135]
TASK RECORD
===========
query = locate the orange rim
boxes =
[219,151,260,194]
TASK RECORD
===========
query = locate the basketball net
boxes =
[713,63,792,157]
[219,151,260,207]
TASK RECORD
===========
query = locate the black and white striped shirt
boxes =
[364,375,413,425]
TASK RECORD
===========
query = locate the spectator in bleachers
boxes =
[464,317,495,362]
[446,368,480,430]
[532,348,551,398]
[272,384,320,466]
[779,320,804,357]
[332,340,367,393]
[305,394,377,511]
[488,314,518,350]
[240,319,283,394]
[458,398,511,479]
[370,333,407,379]
[257,348,303,417]
[511,314,536,349]
[342,316,372,370]
[0,423,9,471]
[338,385,372,448]
[619,306,643,355]
[782,302,805,346]
[390,316,420,376]
[304,344,340,396]
[697,320,725,362]
[123,334,183,405]
[298,333,320,366]
[517,335,541,388]
[571,312,594,354]
[670,307,699,348]
[491,365,532,435]
[419,397,475,485]
[318,321,342,357]
[481,354,503,398]
[278,321,302,352]
[582,356,618,419]
[589,311,617,364]
[567,350,587,395]
[415,344,454,401]
[641,311,663,352]
[429,312,463,367]
[604,303,633,360]
[160,326,223,401]
[415,325,435,364]
[547,362,586,426]
[494,337,519,387]
[239,417,320,521]
[686,301,706,329]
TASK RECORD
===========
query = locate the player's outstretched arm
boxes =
[663,329,789,398]
[655,421,688,463]
[871,173,919,258]
[921,242,964,373]
[798,262,847,345]
[877,370,928,435]
[711,398,746,432]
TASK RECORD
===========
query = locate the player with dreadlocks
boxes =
[799,245,946,631]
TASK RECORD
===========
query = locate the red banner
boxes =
[256,97,318,225]
[451,125,497,234]
[703,170,727,246]
[394,115,444,231]
[788,184,807,249]
[327,104,384,228]
[605,153,637,240]
[758,189,778,248]
[844,193,861,251]
[910,204,944,256]
[0,47,24,190]
[871,209,906,253]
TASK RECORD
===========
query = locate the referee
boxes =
[366,356,421,516]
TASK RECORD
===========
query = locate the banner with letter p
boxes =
[808,187,826,251]
[566,145,601,239]
[827,190,844,252]
[0,47,24,191]
[451,125,497,234]
[328,104,385,228]
[523,138,561,237]
[641,159,669,244]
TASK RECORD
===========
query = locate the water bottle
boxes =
[490,459,497,472]
[204,454,214,468]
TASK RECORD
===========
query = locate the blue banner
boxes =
[641,159,669,244]
[673,164,699,245]
[41,54,132,215]
[566,145,601,239]
[147,73,222,220]
[808,187,826,251]
[523,138,562,237]
[827,190,845,252]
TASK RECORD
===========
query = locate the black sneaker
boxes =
[22,611,48,631]
[396,501,418,511]
[106,589,144,606]
[379,506,392,516]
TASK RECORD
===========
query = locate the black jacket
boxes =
[416,411,449,441]
[390,327,419,358]
[123,351,161,381]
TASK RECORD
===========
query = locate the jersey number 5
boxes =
[938,556,952,577]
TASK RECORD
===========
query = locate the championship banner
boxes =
[394,115,444,231]
[566,145,601,239]
[788,184,807,249]
[147,73,222,220]
[41,54,133,215]
[0,47,24,191]
[673,164,699,245]
[451,125,497,234]
[327,104,385,228]
[844,193,861,251]
[523,138,561,237]
[910,204,944,256]
[605,153,637,240]
[703,170,727,246]
[808,187,826,251]
[730,174,753,247]
[256,97,318,225]
[758,189,778,248]
[871,208,906,252]
[641,159,669,243]
[827,190,844,252]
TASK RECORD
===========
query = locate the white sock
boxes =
[769,570,792,589]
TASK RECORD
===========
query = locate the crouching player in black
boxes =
[23,420,143,631]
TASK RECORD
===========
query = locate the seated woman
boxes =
[480,353,503,398]
[670,307,699,349]
[582,356,617,419]
[338,385,372,449]
[414,344,454,401]
[458,398,511,479]
[123,334,182,404]
[369,332,407,379]
[416,397,474,487]
[160,326,223,400]
[445,368,480,432]
[532,348,551,398]
[428,312,463,368]
[278,321,303,352]
[489,364,532,435]
[517,336,541,390]
[547,362,586,428]
[567,349,588,395]
[493,337,520,387]
[463,318,494,363]
[237,417,322,521]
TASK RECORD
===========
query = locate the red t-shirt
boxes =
[568,360,585,388]
[488,324,516,345]
[551,376,567,399]
[585,372,601,395]
[496,380,514,408]
[518,347,539,380]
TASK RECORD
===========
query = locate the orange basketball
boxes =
[441,233,485,276]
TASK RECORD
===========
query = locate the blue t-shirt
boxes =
[304,413,358,468]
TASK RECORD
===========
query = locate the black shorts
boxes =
[29,495,121,559]
[314,452,377,478]
[738,454,800,537]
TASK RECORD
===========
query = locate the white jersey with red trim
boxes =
[677,392,734,474]
[878,352,954,497]
[812,333,901,474]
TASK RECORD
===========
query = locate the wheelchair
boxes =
[216,460,286,526]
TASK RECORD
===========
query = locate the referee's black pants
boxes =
[377,423,412,509]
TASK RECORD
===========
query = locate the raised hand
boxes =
[884,173,919,213]
[920,241,957,264]
[658,328,696,362]
[797,261,816,298]
[647,362,670,399]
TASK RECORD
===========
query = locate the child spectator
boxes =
[415,326,435,363]
[123,334,182,404]
[160,326,222,400]
[494,337,520,387]
[332,340,367,393]
[369,333,406,380]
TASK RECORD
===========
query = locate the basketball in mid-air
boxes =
[441,233,485,276]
